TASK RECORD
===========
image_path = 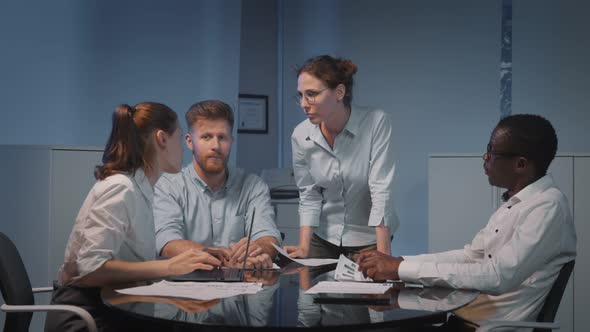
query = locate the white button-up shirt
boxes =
[399,174,577,323]
[57,168,156,285]
[291,105,399,247]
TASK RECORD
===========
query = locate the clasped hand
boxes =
[203,238,273,269]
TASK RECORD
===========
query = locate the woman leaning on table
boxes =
[45,102,221,332]
[284,55,399,260]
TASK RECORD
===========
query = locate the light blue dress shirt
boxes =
[291,105,399,247]
[153,165,282,254]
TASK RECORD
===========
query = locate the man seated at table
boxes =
[154,100,281,268]
[357,114,577,329]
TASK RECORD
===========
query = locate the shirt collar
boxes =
[133,168,154,203]
[186,163,232,193]
[307,106,359,145]
[343,105,360,136]
[503,174,555,207]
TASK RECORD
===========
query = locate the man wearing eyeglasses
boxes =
[357,114,577,330]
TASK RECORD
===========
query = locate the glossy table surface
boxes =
[102,263,479,331]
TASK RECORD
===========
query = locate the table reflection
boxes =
[103,264,478,330]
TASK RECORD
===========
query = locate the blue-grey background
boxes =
[1,0,589,256]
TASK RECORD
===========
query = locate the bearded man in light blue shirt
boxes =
[154,100,281,269]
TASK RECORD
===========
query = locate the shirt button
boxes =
[488,254,492,258]
[495,229,498,233]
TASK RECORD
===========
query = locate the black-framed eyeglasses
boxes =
[484,143,524,159]
[294,88,329,106]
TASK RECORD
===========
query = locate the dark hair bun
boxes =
[339,58,358,78]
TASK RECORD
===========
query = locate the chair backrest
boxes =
[533,259,575,332]
[0,232,35,332]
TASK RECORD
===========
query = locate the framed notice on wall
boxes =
[237,94,268,134]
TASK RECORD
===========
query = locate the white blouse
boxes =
[291,105,399,247]
[57,168,156,285]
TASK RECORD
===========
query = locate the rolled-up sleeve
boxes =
[76,183,131,277]
[153,174,187,254]
[367,112,398,232]
[291,134,323,227]
[246,176,282,243]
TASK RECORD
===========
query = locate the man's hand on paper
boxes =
[167,249,221,275]
[356,250,403,281]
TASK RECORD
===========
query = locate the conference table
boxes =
[102,263,479,331]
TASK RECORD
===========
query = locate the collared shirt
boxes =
[398,174,577,323]
[57,168,156,285]
[291,105,399,247]
[153,165,281,253]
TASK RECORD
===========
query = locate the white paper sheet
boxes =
[272,243,338,266]
[334,254,373,282]
[305,281,392,294]
[116,280,263,301]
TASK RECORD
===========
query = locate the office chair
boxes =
[477,260,575,332]
[0,232,97,332]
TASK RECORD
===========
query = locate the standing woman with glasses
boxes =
[284,55,399,260]
[45,102,221,332]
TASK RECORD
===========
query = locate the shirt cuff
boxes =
[398,260,422,283]
[299,212,320,227]
[252,229,283,245]
[368,211,385,227]
[76,253,111,279]
[156,228,184,254]
[368,210,400,232]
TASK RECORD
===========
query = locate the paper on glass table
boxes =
[334,254,373,282]
[305,281,392,294]
[116,280,263,301]
[334,254,424,288]
[272,243,338,267]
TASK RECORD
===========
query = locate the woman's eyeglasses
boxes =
[293,88,329,106]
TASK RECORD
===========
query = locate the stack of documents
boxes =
[116,280,263,301]
[334,254,373,282]
[305,255,393,294]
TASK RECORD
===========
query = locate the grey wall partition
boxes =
[0,0,242,166]
[512,0,590,152]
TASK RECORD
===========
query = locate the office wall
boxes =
[512,0,590,152]
[0,1,242,329]
[280,0,501,255]
[237,0,279,174]
[0,0,242,165]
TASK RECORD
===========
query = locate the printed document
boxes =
[116,280,263,301]
[272,243,338,267]
[334,254,373,282]
[305,281,392,294]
